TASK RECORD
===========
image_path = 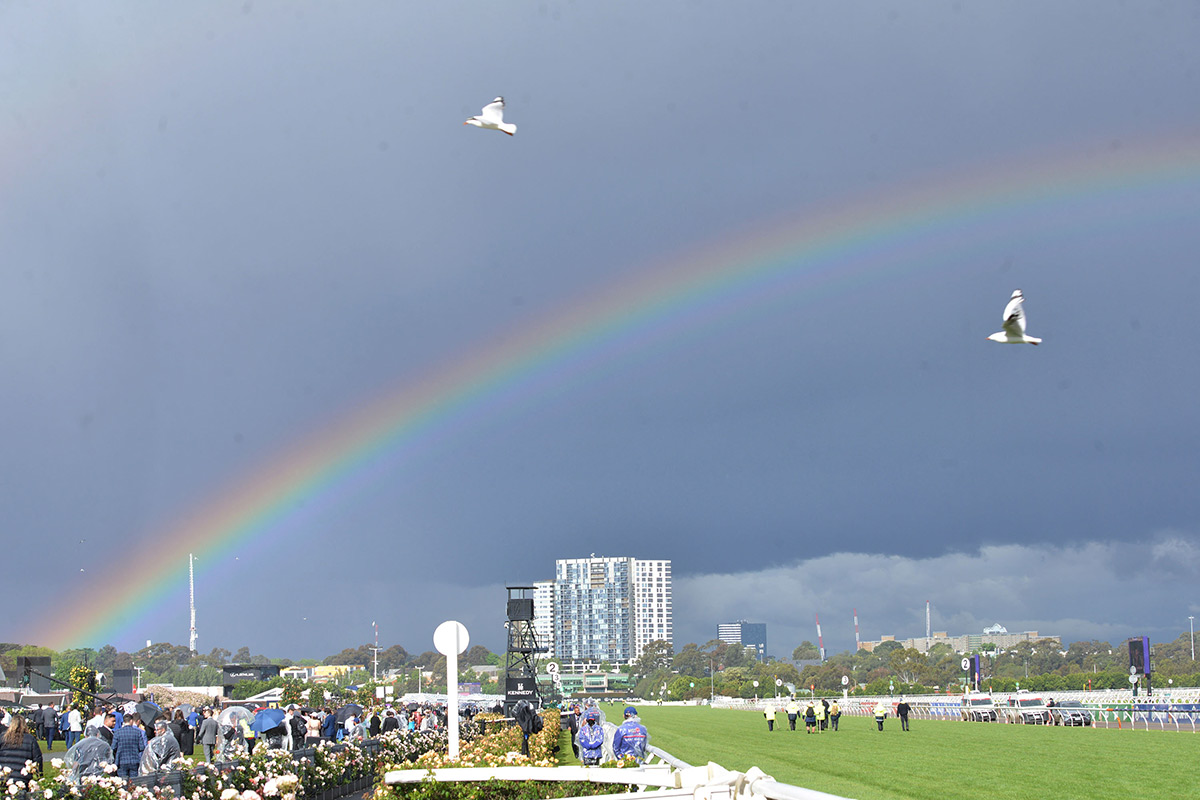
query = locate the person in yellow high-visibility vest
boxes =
[873,700,888,731]
[762,701,777,731]
[785,698,800,731]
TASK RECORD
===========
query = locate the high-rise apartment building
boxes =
[717,620,767,661]
[532,580,556,659]
[553,556,672,667]
[633,559,673,658]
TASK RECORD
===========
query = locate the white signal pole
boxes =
[189,554,197,653]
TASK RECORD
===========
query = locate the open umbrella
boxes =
[335,703,363,723]
[249,708,286,733]
[134,701,163,726]
[217,705,254,728]
[177,703,195,716]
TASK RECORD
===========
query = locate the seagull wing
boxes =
[1001,295,1027,337]
[479,97,506,124]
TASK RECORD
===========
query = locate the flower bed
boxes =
[13,726,461,800]
[375,711,635,800]
[10,711,635,800]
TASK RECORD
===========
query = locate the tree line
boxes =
[5,629,1196,698]
[621,630,1200,699]
[0,640,501,690]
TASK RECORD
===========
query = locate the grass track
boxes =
[587,702,1197,800]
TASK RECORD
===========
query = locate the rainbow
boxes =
[28,133,1200,651]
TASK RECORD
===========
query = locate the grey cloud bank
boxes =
[1,2,1197,658]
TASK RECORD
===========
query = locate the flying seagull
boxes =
[464,96,516,136]
[987,289,1042,345]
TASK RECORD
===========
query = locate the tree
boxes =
[461,645,492,667]
[137,642,194,674]
[792,641,820,661]
[202,648,232,668]
[887,648,925,685]
[672,643,710,677]
[95,645,120,674]
[633,640,674,676]
[0,645,54,683]
[281,678,303,705]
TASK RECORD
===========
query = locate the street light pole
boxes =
[1190,616,1195,661]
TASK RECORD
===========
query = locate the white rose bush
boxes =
[10,708,628,800]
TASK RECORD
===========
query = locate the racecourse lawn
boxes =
[577,702,1197,800]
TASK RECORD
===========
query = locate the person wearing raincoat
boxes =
[576,708,605,765]
[612,706,648,763]
[63,725,112,785]
[785,698,800,731]
[241,717,257,753]
[873,700,888,731]
[140,720,181,775]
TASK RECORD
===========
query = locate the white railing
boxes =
[743,690,1200,732]
[384,744,854,800]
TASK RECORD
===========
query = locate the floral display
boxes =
[9,707,629,800]
[375,710,633,800]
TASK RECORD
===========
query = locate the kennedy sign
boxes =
[506,675,537,704]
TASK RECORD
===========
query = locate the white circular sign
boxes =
[1129,665,1138,675]
[433,620,469,656]
[962,658,971,671]
[775,679,783,686]
[1128,674,1138,685]
[546,662,559,674]
[841,675,849,686]
[753,680,759,687]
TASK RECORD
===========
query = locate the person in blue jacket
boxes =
[576,708,605,765]
[612,706,648,762]
[320,708,338,740]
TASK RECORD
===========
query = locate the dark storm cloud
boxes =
[1,1,1198,657]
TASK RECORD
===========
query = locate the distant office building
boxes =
[858,627,1059,654]
[532,580,556,659]
[553,556,672,668]
[718,620,767,661]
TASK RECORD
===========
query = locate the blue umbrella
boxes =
[249,708,286,733]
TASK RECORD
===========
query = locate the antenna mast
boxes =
[371,621,381,681]
[815,612,825,662]
[854,608,860,653]
[926,600,931,650]
[189,554,197,653]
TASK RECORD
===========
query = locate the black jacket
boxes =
[0,733,44,780]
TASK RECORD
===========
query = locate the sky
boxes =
[2,1,1199,662]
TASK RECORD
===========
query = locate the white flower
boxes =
[50,760,64,770]
[8,785,20,796]
[44,791,53,799]
[221,790,239,800]
[242,791,262,800]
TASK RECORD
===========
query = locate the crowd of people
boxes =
[762,697,842,733]
[0,700,187,783]
[0,696,465,788]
